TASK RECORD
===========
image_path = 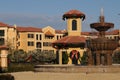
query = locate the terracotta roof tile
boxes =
[53,36,86,44]
[55,30,66,34]
[0,45,8,50]
[81,32,99,36]
[106,29,119,35]
[45,31,54,36]
[64,9,85,15]
[17,27,42,32]
[63,9,85,20]
[81,32,90,36]
[0,22,9,27]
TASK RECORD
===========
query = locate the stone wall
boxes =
[34,65,120,73]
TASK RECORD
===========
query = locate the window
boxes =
[57,35,59,40]
[45,36,54,39]
[28,41,34,46]
[36,34,38,40]
[0,38,4,45]
[40,34,42,40]
[72,20,77,30]
[114,36,119,41]
[0,30,4,36]
[49,50,54,54]
[43,42,51,46]
[36,42,41,48]
[17,42,20,46]
[28,34,34,38]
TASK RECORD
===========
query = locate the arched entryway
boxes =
[70,50,80,64]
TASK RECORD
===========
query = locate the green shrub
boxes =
[80,51,88,65]
[113,51,120,64]
[8,63,34,72]
[0,74,14,80]
[62,51,69,64]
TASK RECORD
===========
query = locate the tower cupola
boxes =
[63,10,85,36]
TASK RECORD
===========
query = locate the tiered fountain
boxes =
[87,9,118,65]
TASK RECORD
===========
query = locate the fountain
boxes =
[87,8,119,65]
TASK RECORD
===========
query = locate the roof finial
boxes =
[14,24,17,28]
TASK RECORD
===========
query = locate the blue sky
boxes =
[0,0,119,31]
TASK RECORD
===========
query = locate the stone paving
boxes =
[10,71,120,80]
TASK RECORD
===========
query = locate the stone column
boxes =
[87,50,93,65]
[0,50,8,70]
[96,53,100,65]
[107,53,112,65]
[59,50,62,65]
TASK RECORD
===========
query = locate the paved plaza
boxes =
[10,71,120,80]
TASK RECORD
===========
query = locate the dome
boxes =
[63,10,85,21]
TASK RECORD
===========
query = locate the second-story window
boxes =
[40,34,42,40]
[28,41,34,46]
[28,34,34,38]
[57,35,59,40]
[36,34,38,40]
[0,30,4,36]
[43,42,51,46]
[36,42,41,48]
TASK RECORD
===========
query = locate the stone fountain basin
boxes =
[88,38,118,50]
[90,23,114,31]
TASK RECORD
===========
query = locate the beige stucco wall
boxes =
[18,32,28,51]
[67,18,82,36]
[7,27,17,49]
[17,26,64,52]
[0,49,8,68]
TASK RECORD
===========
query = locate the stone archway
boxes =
[70,50,80,64]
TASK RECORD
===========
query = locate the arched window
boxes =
[36,42,41,48]
[72,20,77,30]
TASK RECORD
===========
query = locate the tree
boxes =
[113,51,120,64]
[62,51,69,64]
[80,51,88,65]
[28,50,56,64]
[8,49,27,63]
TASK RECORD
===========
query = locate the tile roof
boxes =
[45,31,54,36]
[55,30,66,34]
[0,22,9,27]
[64,9,85,16]
[81,29,119,36]
[106,29,119,35]
[63,9,85,20]
[53,36,86,44]
[0,45,8,50]
[17,27,42,32]
[81,32,99,36]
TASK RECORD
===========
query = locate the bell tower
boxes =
[63,10,85,36]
